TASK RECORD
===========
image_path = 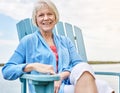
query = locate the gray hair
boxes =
[32,0,59,27]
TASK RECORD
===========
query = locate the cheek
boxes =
[36,18,42,25]
[52,17,57,24]
[36,17,41,22]
[51,15,56,21]
[53,16,56,21]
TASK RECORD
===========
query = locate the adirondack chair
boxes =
[16,18,120,93]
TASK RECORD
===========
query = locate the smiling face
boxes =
[36,5,56,33]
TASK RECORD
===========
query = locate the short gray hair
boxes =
[32,0,59,27]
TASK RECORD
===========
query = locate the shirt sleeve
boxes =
[62,37,84,72]
[2,37,28,80]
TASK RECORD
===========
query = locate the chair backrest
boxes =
[16,18,87,62]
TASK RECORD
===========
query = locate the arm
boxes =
[54,71,70,93]
[2,37,27,80]
[2,52,26,80]
[24,63,55,75]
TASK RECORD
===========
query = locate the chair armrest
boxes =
[20,74,60,81]
[95,71,120,93]
[95,71,120,76]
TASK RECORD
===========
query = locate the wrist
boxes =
[59,71,70,81]
[24,63,34,72]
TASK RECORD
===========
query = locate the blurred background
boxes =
[0,0,120,93]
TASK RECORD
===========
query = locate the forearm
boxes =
[23,63,55,74]
[23,63,47,72]
[23,63,34,72]
[54,71,70,93]
[59,71,70,80]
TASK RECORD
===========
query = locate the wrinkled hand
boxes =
[54,80,62,93]
[24,63,55,74]
[33,63,55,74]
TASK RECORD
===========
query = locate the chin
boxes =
[43,29,53,32]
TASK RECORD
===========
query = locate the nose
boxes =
[43,15,49,20]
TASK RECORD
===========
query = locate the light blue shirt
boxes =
[2,30,83,93]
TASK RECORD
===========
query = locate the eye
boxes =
[47,13,53,16]
[38,14,44,17]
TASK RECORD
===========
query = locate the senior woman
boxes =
[2,0,114,93]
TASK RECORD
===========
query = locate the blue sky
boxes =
[0,0,120,63]
[0,13,18,40]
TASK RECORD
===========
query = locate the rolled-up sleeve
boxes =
[2,37,28,80]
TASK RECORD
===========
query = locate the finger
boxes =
[54,86,57,93]
[55,88,58,93]
[54,87,58,93]
[54,84,60,93]
[49,70,55,75]
[54,82,57,93]
[50,71,56,75]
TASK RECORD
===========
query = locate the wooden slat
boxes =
[23,19,33,34]
[24,19,38,34]
[20,78,27,93]
[65,22,76,47]
[16,19,27,40]
[29,19,38,33]
[56,21,65,36]
[16,18,38,41]
[74,25,87,62]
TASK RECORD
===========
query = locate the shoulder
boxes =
[19,31,38,46]
[55,34,73,46]
[55,34,71,42]
[20,31,37,41]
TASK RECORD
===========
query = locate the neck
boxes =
[40,30,52,38]
[40,31,55,46]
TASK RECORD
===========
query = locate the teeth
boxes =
[42,21,52,25]
[43,22,51,25]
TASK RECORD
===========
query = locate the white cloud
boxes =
[0,39,19,63]
[84,26,120,61]
[0,39,18,45]
[0,0,34,20]
[0,40,19,64]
